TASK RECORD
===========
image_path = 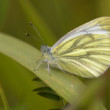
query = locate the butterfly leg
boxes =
[34,60,43,71]
[47,61,50,73]
[43,59,51,73]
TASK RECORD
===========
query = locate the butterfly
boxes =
[35,17,110,78]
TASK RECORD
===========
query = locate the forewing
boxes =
[51,17,110,78]
[51,17,110,52]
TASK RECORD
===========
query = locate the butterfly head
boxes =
[41,45,51,54]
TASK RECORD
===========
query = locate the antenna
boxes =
[25,33,44,44]
[29,22,45,45]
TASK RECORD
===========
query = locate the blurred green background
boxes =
[0,0,110,110]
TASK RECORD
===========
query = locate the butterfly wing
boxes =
[51,17,110,78]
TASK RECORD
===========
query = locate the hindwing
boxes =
[51,17,110,78]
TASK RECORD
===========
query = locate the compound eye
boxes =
[41,45,47,53]
[47,48,51,53]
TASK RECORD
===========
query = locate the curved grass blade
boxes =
[49,108,61,110]
[63,78,107,110]
[0,85,9,110]
[0,33,86,103]
[0,0,9,29]
[38,92,61,101]
[33,87,55,94]
[33,77,42,82]
[33,87,62,101]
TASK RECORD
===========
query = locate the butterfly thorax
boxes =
[41,45,56,64]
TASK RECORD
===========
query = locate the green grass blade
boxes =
[63,78,106,110]
[0,33,86,103]
[0,85,9,110]
[0,0,9,29]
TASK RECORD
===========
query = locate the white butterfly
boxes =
[35,17,110,78]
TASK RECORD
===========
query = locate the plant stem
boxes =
[0,84,9,110]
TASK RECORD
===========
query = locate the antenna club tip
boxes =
[29,22,33,26]
[25,33,30,36]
